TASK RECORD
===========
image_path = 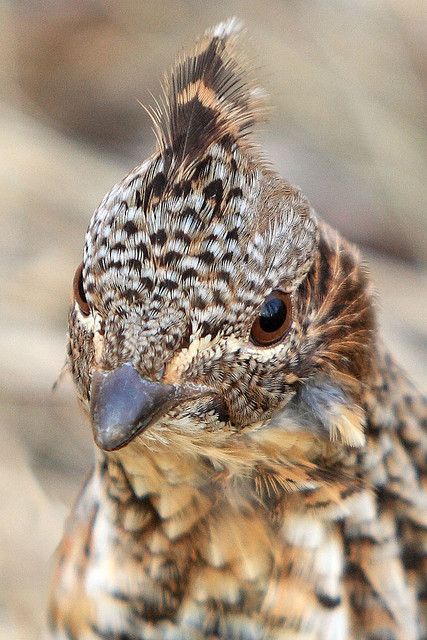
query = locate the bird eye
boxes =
[73,262,90,316]
[250,291,292,346]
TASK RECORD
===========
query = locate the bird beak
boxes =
[90,363,205,451]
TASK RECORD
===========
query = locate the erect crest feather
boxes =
[147,18,265,167]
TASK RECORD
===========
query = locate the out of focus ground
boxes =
[0,2,426,639]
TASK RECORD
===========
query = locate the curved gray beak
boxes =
[90,363,203,451]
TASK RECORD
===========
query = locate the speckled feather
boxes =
[49,19,427,640]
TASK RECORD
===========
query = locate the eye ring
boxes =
[73,262,90,316]
[250,290,292,346]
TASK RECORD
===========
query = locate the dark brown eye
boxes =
[250,291,292,346]
[73,262,90,316]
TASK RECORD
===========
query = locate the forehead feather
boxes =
[84,148,317,322]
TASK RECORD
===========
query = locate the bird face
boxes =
[69,145,319,449]
[67,21,374,466]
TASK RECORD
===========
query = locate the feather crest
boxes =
[147,18,265,166]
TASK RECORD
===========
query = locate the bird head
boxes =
[68,20,375,487]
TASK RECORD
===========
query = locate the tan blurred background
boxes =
[0,1,426,638]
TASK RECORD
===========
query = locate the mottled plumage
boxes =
[49,20,427,640]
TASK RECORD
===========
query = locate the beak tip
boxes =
[92,431,128,452]
[91,419,126,451]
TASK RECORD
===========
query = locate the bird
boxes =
[48,19,427,640]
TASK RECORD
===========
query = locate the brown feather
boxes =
[149,18,265,169]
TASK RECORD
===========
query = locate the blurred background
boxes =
[0,1,426,638]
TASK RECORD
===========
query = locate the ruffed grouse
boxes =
[49,19,427,640]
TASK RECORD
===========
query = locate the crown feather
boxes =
[147,18,265,166]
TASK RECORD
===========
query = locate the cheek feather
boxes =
[93,330,104,365]
[74,303,95,330]
[162,335,246,388]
